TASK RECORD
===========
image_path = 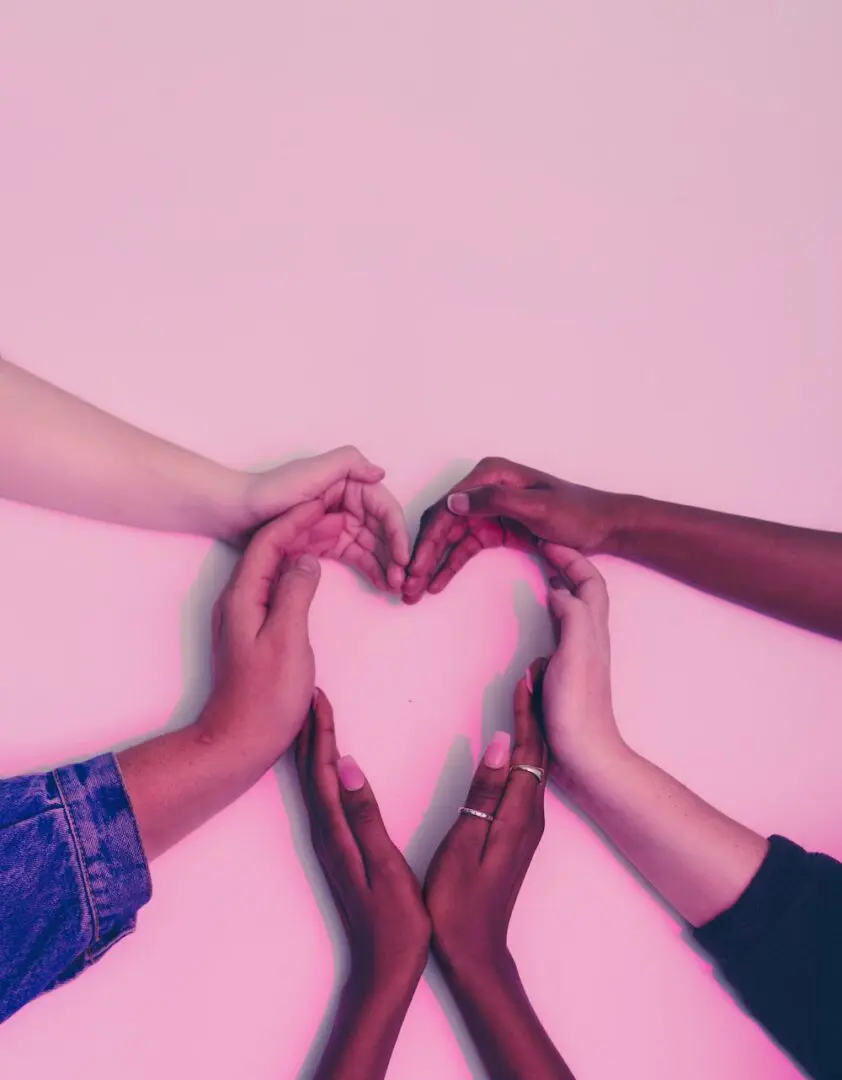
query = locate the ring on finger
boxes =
[509,764,544,783]
[459,806,494,822]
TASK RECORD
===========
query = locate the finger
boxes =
[404,501,451,580]
[336,756,403,881]
[543,543,609,615]
[224,500,324,636]
[404,511,466,601]
[298,445,385,489]
[339,541,389,590]
[369,529,405,592]
[427,534,483,594]
[490,662,549,839]
[362,483,411,570]
[309,689,366,884]
[449,731,512,859]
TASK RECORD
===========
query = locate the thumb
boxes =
[447,485,548,528]
[547,579,579,643]
[265,553,321,636]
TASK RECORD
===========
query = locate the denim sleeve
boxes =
[694,835,842,1080]
[0,753,152,1024]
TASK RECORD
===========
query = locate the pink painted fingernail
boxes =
[337,755,366,791]
[447,493,470,514]
[525,667,534,694]
[483,731,511,769]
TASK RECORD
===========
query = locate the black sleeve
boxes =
[694,834,842,1080]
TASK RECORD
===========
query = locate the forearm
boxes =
[563,744,769,928]
[439,953,575,1080]
[311,971,420,1080]
[0,357,245,537]
[606,493,842,639]
[117,706,280,862]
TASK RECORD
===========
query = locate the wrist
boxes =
[601,492,650,557]
[436,948,524,1010]
[553,737,637,805]
[194,699,286,776]
[206,467,252,544]
[346,962,424,1010]
[433,941,515,989]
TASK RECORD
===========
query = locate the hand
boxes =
[403,456,621,603]
[541,544,626,790]
[296,689,431,988]
[225,445,411,593]
[199,500,330,761]
[424,660,548,974]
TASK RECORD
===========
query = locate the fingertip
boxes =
[483,730,512,769]
[337,754,366,791]
[447,492,470,515]
[295,553,321,575]
[387,564,406,591]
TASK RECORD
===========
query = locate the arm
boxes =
[0,504,325,1024]
[562,747,769,929]
[611,494,842,641]
[425,664,575,1080]
[404,456,842,639]
[541,544,767,926]
[119,500,326,860]
[0,355,244,537]
[540,545,842,1077]
[295,693,430,1080]
[0,356,409,588]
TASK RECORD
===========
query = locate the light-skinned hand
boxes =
[224,445,411,592]
[199,500,332,762]
[540,543,626,790]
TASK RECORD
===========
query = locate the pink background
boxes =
[1,3,841,1077]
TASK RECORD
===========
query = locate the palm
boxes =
[243,451,409,591]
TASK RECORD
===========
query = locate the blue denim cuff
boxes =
[52,752,152,966]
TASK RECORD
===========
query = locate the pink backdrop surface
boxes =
[1,3,841,1078]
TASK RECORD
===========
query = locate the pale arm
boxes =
[563,746,769,928]
[0,356,244,537]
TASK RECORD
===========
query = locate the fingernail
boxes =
[549,575,567,590]
[337,755,366,791]
[483,731,511,769]
[296,554,319,573]
[525,667,534,694]
[447,493,470,514]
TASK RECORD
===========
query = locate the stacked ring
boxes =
[509,764,544,783]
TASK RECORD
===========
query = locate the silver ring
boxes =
[510,764,544,783]
[459,805,494,822]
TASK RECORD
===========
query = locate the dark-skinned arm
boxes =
[405,456,842,639]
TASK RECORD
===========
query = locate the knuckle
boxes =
[349,799,380,827]
[470,776,504,803]
[478,455,508,471]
